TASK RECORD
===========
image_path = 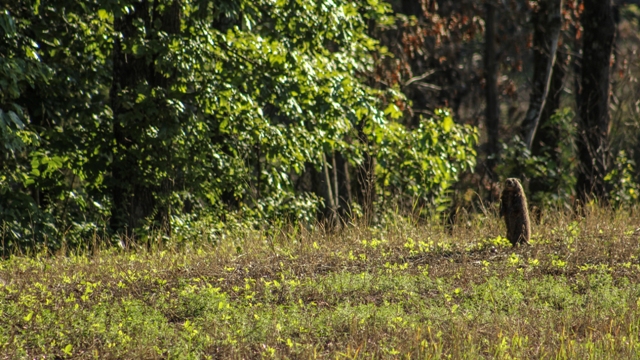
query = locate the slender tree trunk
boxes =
[536,55,566,153]
[576,0,616,202]
[399,0,430,127]
[353,114,376,224]
[303,152,353,225]
[541,60,567,155]
[524,0,567,196]
[521,0,564,150]
[331,153,340,214]
[322,153,336,213]
[530,53,567,195]
[357,152,376,224]
[573,50,582,116]
[335,152,353,218]
[306,160,334,221]
[484,1,500,176]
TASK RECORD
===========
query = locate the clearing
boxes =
[2,207,640,358]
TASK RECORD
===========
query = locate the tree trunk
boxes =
[521,0,564,150]
[335,152,353,218]
[356,151,376,224]
[110,0,180,238]
[401,0,422,16]
[536,55,566,155]
[110,0,152,237]
[305,161,333,220]
[576,0,616,202]
[529,53,567,195]
[322,153,337,218]
[484,1,500,176]
[524,0,567,196]
[150,0,181,236]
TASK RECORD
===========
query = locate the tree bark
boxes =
[529,53,567,195]
[525,0,567,196]
[484,1,500,176]
[305,160,334,221]
[576,0,616,202]
[521,0,564,150]
[335,152,353,217]
[110,0,151,237]
[356,152,376,224]
[151,0,181,236]
[322,153,337,214]
[110,0,181,238]
[401,0,422,17]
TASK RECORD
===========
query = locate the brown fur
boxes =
[500,178,531,246]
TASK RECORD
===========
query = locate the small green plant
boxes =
[605,150,640,207]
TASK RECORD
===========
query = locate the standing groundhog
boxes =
[500,178,531,246]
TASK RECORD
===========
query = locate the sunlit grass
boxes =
[2,206,640,358]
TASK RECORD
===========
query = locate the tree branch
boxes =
[523,0,564,150]
[402,69,437,87]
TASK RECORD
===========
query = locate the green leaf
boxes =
[0,11,17,36]
[23,312,33,322]
[383,103,402,120]
[98,9,109,20]
[62,344,73,356]
[7,111,25,130]
[442,115,453,133]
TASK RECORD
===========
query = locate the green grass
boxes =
[2,206,640,358]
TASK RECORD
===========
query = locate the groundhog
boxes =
[500,178,531,246]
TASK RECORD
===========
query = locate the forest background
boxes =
[1,0,640,252]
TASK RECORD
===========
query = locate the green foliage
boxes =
[605,151,640,207]
[0,0,479,251]
[497,108,640,209]
[183,0,389,221]
[1,1,112,251]
[497,108,577,208]
[0,7,49,247]
[376,108,478,213]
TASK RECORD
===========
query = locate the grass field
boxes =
[2,206,640,359]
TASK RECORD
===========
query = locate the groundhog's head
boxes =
[504,178,520,190]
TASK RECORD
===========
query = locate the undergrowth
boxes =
[2,206,640,358]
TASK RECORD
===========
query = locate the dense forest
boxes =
[1,0,640,251]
